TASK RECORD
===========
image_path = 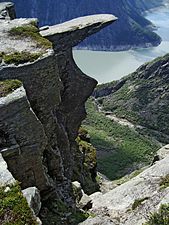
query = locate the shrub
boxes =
[160,174,169,189]
[0,183,37,225]
[145,204,169,225]
[9,24,52,49]
[0,79,22,97]
[3,51,42,65]
[132,197,149,210]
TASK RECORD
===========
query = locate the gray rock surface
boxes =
[156,144,169,160]
[81,145,169,225]
[0,18,49,55]
[22,187,41,216]
[80,216,115,225]
[78,190,92,210]
[0,2,16,20]
[0,152,15,186]
[0,87,51,191]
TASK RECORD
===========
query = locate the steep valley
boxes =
[87,53,169,181]
[1,1,169,225]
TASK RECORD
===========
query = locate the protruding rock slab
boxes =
[40,14,117,51]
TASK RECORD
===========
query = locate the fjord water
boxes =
[73,5,169,83]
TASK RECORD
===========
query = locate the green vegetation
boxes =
[2,51,42,65]
[0,183,37,225]
[94,53,169,144]
[0,79,22,97]
[95,80,118,92]
[160,174,169,189]
[132,197,149,210]
[84,98,159,180]
[41,198,89,225]
[9,24,52,49]
[145,204,169,225]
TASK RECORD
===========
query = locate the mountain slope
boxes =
[93,53,169,144]
[2,0,163,50]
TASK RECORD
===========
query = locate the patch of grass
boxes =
[3,51,42,65]
[145,204,169,225]
[132,197,149,210]
[9,24,52,49]
[160,174,169,189]
[84,98,159,180]
[0,182,37,225]
[0,79,22,97]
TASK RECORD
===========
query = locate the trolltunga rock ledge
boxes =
[40,14,117,51]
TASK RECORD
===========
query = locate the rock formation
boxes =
[7,0,163,51]
[80,144,169,225]
[0,1,117,224]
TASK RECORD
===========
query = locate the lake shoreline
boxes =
[73,4,169,84]
[74,40,161,52]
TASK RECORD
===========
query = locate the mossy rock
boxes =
[0,182,37,225]
[9,24,52,50]
[2,51,42,65]
[0,79,22,97]
[160,174,169,189]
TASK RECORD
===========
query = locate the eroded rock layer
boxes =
[0,1,117,210]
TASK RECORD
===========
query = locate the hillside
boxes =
[92,53,169,147]
[1,0,163,51]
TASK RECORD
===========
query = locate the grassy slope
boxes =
[83,98,159,180]
[96,54,169,144]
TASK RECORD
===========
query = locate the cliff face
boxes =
[0,1,116,219]
[1,0,163,51]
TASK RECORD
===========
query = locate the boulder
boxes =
[22,187,41,216]
[0,153,15,186]
[72,181,83,203]
[78,191,92,210]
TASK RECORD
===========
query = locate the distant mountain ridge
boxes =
[1,0,164,51]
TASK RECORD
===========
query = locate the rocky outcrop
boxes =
[0,2,117,223]
[11,0,163,51]
[80,145,169,225]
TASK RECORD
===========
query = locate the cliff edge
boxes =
[0,2,117,224]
